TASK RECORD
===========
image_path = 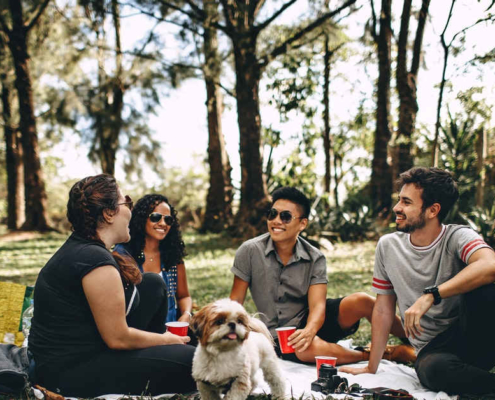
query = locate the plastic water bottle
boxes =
[22,299,34,347]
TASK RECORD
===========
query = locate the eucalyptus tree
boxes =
[132,0,234,232]
[431,0,495,167]
[368,0,393,214]
[395,0,430,173]
[0,0,51,231]
[201,0,234,232]
[67,0,169,177]
[155,0,357,235]
[0,35,24,230]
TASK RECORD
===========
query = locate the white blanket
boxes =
[253,358,457,400]
[49,340,458,400]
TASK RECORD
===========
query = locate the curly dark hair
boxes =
[396,167,459,222]
[67,174,141,284]
[123,194,187,270]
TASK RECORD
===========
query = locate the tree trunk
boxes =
[370,0,393,215]
[7,0,50,231]
[1,74,25,230]
[475,127,486,207]
[232,36,270,236]
[432,0,456,167]
[201,0,233,233]
[396,0,430,174]
[323,33,332,195]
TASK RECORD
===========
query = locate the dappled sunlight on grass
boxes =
[0,230,395,346]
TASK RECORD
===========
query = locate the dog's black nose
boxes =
[228,322,236,330]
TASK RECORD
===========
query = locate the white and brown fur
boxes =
[190,298,285,400]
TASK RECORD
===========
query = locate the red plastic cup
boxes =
[276,326,296,354]
[315,356,337,378]
[166,321,189,336]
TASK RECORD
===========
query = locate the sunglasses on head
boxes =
[266,208,304,224]
[118,195,133,211]
[149,212,174,226]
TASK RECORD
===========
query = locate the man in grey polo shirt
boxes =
[341,167,495,395]
[230,187,414,365]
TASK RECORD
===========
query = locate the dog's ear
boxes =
[190,303,211,339]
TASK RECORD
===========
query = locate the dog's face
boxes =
[191,299,250,349]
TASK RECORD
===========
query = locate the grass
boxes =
[0,230,377,347]
[2,230,489,399]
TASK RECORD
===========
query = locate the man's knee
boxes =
[416,352,456,392]
[346,292,374,309]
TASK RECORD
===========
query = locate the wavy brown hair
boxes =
[122,194,186,271]
[67,174,141,284]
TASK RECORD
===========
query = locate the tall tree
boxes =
[431,0,494,166]
[395,0,430,174]
[0,37,24,230]
[74,0,165,176]
[0,0,51,231]
[201,0,233,232]
[158,0,357,234]
[369,0,393,214]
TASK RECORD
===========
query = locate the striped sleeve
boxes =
[453,228,492,264]
[372,239,395,295]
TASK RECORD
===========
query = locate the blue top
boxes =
[114,244,178,322]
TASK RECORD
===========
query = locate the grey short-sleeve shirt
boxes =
[372,224,492,353]
[231,233,328,337]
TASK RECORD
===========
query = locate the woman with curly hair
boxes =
[116,194,193,324]
[29,175,196,397]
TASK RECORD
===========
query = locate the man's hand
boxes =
[339,365,375,375]
[403,294,434,339]
[287,327,316,352]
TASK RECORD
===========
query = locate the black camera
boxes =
[311,364,348,395]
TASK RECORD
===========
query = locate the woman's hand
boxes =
[163,331,191,345]
[178,313,191,323]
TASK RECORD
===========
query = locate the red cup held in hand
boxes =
[276,326,296,354]
[315,356,337,378]
[166,321,189,336]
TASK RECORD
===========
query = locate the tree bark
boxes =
[396,0,430,174]
[201,0,233,232]
[432,0,456,167]
[232,35,271,236]
[323,33,332,195]
[7,0,50,231]
[475,127,486,207]
[370,0,393,215]
[1,72,25,230]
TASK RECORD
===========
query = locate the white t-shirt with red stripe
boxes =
[372,224,492,353]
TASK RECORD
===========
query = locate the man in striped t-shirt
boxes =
[341,167,495,395]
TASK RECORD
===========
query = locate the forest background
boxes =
[1,0,495,246]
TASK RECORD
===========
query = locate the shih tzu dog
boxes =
[190,298,285,400]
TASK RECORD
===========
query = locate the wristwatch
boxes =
[423,285,442,305]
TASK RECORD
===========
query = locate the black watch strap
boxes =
[423,285,441,305]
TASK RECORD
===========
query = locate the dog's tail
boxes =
[249,314,275,345]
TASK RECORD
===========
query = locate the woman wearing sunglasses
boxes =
[116,194,192,324]
[28,175,196,397]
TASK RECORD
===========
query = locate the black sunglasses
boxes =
[266,208,304,224]
[149,212,174,226]
[118,195,133,211]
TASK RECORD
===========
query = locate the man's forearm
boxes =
[368,307,395,373]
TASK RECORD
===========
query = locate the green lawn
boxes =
[0,230,380,346]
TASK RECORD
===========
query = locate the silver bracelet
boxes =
[184,310,193,317]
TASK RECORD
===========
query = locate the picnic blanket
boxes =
[53,340,456,400]
[53,358,455,400]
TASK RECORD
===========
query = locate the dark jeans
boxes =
[415,284,495,395]
[37,273,196,397]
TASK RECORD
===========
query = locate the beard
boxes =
[396,210,426,233]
